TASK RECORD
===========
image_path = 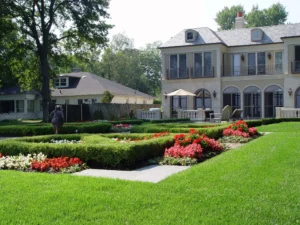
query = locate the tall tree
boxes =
[216,3,288,30]
[2,1,112,121]
[247,3,288,27]
[215,5,245,30]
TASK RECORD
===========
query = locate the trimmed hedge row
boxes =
[0,123,112,137]
[131,124,228,139]
[149,118,191,123]
[246,118,300,127]
[0,134,174,169]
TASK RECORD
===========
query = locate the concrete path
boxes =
[74,165,190,183]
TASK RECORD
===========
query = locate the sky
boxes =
[107,0,299,48]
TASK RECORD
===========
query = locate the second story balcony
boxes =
[165,66,214,80]
[291,61,300,74]
[222,64,283,77]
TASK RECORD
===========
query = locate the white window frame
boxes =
[55,77,69,88]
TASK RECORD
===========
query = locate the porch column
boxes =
[283,43,289,74]
[216,49,221,77]
[261,93,265,118]
[240,93,244,118]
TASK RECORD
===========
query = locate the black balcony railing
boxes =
[222,64,283,77]
[190,66,214,78]
[291,61,300,74]
[165,67,214,80]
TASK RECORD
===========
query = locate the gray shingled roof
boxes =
[160,23,300,48]
[52,72,154,99]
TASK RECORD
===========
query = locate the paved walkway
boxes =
[74,165,190,183]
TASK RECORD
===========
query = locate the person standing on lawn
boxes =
[50,105,64,134]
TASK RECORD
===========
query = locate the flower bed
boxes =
[219,120,260,143]
[49,139,84,144]
[0,152,86,173]
[111,124,132,132]
[160,129,224,166]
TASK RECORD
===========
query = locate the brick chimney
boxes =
[235,12,245,29]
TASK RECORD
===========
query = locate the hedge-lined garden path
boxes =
[0,122,300,224]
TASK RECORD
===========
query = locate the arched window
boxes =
[244,86,261,118]
[223,87,240,111]
[264,85,283,117]
[296,87,300,108]
[195,89,211,109]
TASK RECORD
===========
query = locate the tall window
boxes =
[16,100,24,113]
[264,85,283,118]
[257,52,266,75]
[223,87,241,111]
[248,52,266,75]
[193,52,212,77]
[232,54,240,76]
[179,54,187,78]
[194,53,202,77]
[27,100,35,113]
[275,52,283,74]
[195,89,211,109]
[248,53,256,75]
[170,55,177,78]
[244,86,261,118]
[170,54,187,78]
[204,52,212,76]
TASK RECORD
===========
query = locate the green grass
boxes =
[257,122,300,132]
[1,122,300,224]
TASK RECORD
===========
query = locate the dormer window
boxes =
[185,29,198,42]
[251,28,263,42]
[55,77,68,88]
[187,32,193,40]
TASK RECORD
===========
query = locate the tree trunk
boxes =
[39,49,51,122]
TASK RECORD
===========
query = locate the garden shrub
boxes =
[131,123,227,139]
[0,123,112,137]
[0,133,174,169]
[150,118,190,123]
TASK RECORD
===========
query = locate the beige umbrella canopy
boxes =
[166,89,196,96]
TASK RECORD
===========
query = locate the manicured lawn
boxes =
[257,122,300,132]
[1,122,300,224]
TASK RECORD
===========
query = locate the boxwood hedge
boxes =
[0,133,174,170]
[131,123,228,139]
[0,123,112,137]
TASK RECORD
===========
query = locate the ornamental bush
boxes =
[223,120,258,138]
[162,129,224,165]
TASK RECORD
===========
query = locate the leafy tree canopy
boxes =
[2,0,112,121]
[215,3,288,30]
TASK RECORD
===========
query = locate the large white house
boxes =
[159,12,300,119]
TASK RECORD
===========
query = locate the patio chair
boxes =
[230,109,243,121]
[210,105,232,123]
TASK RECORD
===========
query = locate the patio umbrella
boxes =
[166,89,196,96]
